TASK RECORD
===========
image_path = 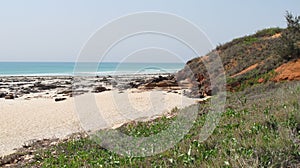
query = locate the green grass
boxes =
[243,36,259,45]
[9,82,300,167]
[229,70,277,91]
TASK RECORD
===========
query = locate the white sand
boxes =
[0,89,197,156]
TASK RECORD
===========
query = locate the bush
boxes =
[243,36,259,45]
[254,28,283,38]
[277,11,300,61]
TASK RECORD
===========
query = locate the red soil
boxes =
[231,63,259,78]
[273,59,300,82]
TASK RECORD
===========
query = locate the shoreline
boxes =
[0,72,176,77]
[0,73,201,157]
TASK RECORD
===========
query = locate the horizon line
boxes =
[0,61,185,64]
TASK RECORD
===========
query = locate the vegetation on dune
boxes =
[254,27,283,38]
[279,11,300,61]
[180,12,300,93]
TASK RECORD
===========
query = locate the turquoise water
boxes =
[0,62,185,76]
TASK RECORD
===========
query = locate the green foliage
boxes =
[285,11,300,31]
[235,70,276,91]
[278,11,300,60]
[119,116,174,137]
[243,36,259,45]
[255,27,283,37]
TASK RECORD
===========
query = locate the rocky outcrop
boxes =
[0,92,7,98]
[55,97,66,102]
[33,82,59,90]
[4,93,14,99]
[92,86,110,93]
[140,75,179,89]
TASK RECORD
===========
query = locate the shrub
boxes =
[277,11,300,61]
[255,28,283,38]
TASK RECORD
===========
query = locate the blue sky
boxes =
[0,0,299,62]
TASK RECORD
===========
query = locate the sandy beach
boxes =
[0,74,200,156]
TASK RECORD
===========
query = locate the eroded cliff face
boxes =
[177,27,300,94]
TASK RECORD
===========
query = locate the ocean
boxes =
[0,62,185,76]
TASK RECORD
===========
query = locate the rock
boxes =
[92,86,109,93]
[129,82,140,88]
[58,90,72,95]
[144,82,156,88]
[99,77,108,82]
[55,97,66,102]
[5,93,14,99]
[156,80,178,87]
[20,89,30,94]
[166,74,175,80]
[64,81,72,85]
[152,75,168,83]
[140,75,179,89]
[34,82,58,90]
[0,92,7,98]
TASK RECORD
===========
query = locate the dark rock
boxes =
[71,90,89,97]
[166,74,175,80]
[129,82,140,88]
[58,90,72,95]
[144,82,156,88]
[64,81,72,85]
[99,77,108,82]
[5,93,14,99]
[33,82,58,90]
[156,80,178,87]
[55,98,66,102]
[152,75,168,83]
[20,89,30,94]
[92,86,109,93]
[0,92,7,98]
[139,75,180,89]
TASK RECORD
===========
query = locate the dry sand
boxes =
[0,89,197,156]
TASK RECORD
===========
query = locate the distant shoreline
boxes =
[0,62,184,76]
[0,72,175,77]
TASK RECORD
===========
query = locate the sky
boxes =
[0,0,299,62]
